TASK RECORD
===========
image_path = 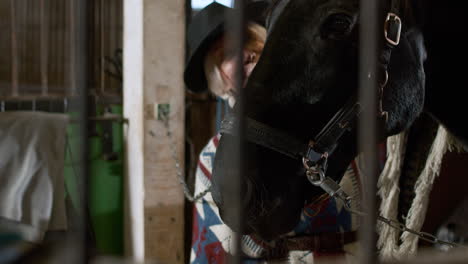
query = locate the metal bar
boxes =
[69,0,77,96]
[22,0,27,91]
[75,0,90,262]
[10,0,18,96]
[225,0,246,262]
[100,0,105,95]
[358,0,381,263]
[55,1,61,93]
[25,0,31,90]
[52,0,58,94]
[184,0,192,63]
[107,0,113,95]
[109,0,120,95]
[40,0,49,96]
[184,2,193,262]
[59,0,65,94]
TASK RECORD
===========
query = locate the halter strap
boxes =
[379,0,403,118]
[220,98,361,164]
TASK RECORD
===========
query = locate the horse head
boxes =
[211,0,426,240]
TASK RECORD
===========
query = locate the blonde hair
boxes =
[204,22,267,100]
[244,22,267,57]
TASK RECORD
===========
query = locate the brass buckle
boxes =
[384,13,402,46]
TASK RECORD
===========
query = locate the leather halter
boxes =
[220,1,402,172]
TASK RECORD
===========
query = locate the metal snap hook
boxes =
[307,168,326,186]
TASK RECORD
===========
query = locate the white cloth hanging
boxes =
[0,111,69,242]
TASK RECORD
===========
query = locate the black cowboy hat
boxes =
[184,1,269,93]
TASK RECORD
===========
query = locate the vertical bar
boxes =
[184,1,193,262]
[22,0,27,92]
[25,0,31,92]
[100,0,105,95]
[109,0,114,94]
[10,0,18,96]
[184,0,192,63]
[40,0,49,95]
[50,0,57,93]
[61,0,65,93]
[110,0,116,94]
[75,0,89,262]
[59,0,65,94]
[225,0,245,262]
[69,0,77,95]
[88,0,96,98]
[112,0,120,95]
[358,0,381,263]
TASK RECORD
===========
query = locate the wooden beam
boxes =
[123,0,145,261]
[142,0,185,263]
[124,0,185,261]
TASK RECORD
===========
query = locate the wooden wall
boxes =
[0,0,122,100]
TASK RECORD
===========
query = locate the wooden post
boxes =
[123,0,145,260]
[142,0,185,263]
[124,0,185,263]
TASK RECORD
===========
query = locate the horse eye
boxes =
[321,14,353,39]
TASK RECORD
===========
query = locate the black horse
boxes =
[211,0,468,241]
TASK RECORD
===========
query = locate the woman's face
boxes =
[219,49,260,90]
[204,23,266,105]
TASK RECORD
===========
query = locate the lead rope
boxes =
[161,115,210,202]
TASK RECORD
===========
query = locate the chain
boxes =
[337,191,465,249]
[161,116,210,202]
[303,160,465,249]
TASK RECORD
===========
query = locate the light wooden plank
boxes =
[142,0,185,263]
[123,0,145,261]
